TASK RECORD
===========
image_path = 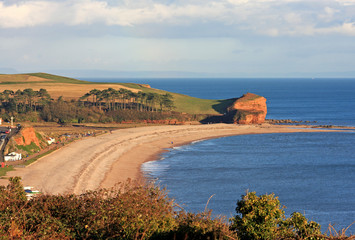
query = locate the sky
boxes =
[1,0,355,78]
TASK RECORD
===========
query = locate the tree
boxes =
[89,89,100,106]
[37,88,51,110]
[230,191,285,240]
[146,93,159,112]
[281,212,322,239]
[2,90,14,104]
[136,92,146,112]
[14,90,25,112]
[230,191,323,240]
[100,89,111,110]
[161,93,175,111]
[119,88,133,110]
[107,88,118,110]
[79,92,91,105]
[23,88,36,111]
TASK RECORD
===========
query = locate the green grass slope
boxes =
[28,73,90,84]
[133,86,234,114]
[0,73,234,115]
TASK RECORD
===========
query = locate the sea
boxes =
[84,78,355,233]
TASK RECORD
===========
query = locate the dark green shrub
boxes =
[282,212,322,240]
[230,191,285,240]
[230,191,326,240]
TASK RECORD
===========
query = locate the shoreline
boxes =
[0,123,346,195]
[99,123,345,189]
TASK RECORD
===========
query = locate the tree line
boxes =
[0,88,51,113]
[80,88,175,112]
[0,88,184,124]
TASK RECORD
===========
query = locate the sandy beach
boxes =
[0,124,341,195]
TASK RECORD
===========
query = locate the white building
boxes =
[4,152,22,161]
[47,137,55,145]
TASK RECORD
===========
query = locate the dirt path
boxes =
[0,124,340,195]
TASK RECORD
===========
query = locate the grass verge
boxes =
[24,149,57,166]
[0,165,14,177]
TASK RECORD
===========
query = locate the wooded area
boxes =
[0,88,190,124]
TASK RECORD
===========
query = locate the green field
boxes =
[0,73,235,115]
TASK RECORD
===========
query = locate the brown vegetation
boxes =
[0,178,353,239]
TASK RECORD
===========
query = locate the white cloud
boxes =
[335,0,355,6]
[316,22,355,35]
[0,0,355,37]
[0,1,57,27]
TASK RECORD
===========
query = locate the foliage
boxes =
[0,82,235,122]
[230,191,325,240]
[0,178,237,239]
[0,73,235,115]
[0,179,175,239]
[0,179,353,239]
[230,191,286,240]
[282,212,322,239]
[159,211,238,240]
[0,165,14,177]
[16,142,41,155]
[0,87,209,124]
[0,88,50,115]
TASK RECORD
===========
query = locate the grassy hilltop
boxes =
[0,73,233,115]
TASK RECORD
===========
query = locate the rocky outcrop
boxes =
[138,84,151,88]
[227,93,267,124]
[14,127,41,147]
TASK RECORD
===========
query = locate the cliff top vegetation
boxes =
[0,73,231,115]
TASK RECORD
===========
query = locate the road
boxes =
[0,125,21,162]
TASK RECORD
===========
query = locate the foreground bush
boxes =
[229,191,355,240]
[0,178,353,239]
[0,177,237,239]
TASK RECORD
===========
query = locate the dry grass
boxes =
[0,73,230,114]
[326,222,355,240]
[0,75,54,83]
[0,83,139,100]
[0,73,141,100]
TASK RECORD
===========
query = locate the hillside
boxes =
[0,73,231,115]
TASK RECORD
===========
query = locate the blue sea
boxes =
[85,78,355,233]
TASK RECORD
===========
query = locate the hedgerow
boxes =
[0,178,353,239]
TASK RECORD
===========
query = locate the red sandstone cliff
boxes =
[227,93,267,124]
[14,127,41,147]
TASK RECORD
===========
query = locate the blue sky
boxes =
[1,0,355,77]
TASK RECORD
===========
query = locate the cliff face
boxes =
[14,127,41,147]
[228,93,267,124]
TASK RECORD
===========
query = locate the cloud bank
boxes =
[1,0,355,36]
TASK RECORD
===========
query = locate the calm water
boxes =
[84,78,355,126]
[85,78,355,232]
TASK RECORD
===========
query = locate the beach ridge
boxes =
[0,124,342,194]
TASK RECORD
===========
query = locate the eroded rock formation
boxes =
[227,93,267,124]
[14,127,41,147]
